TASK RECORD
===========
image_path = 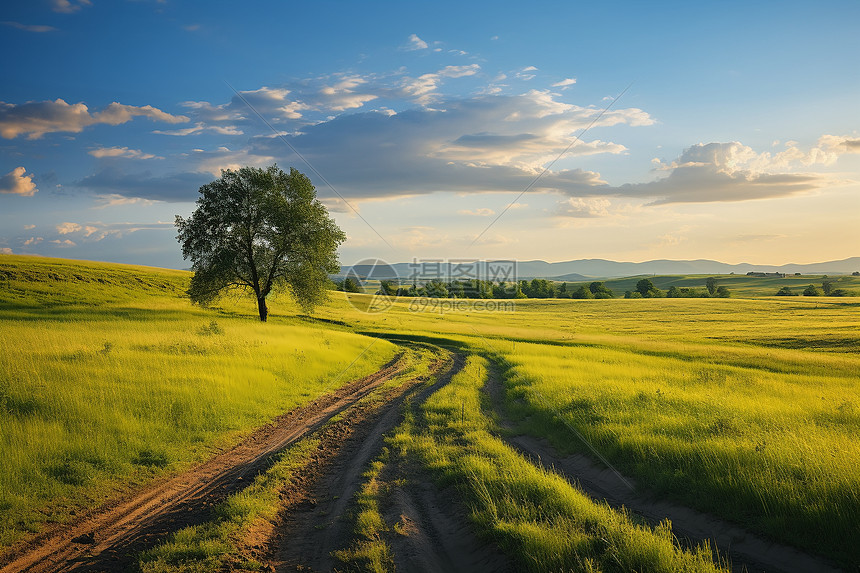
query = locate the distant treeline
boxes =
[333,276,731,299]
[776,278,854,297]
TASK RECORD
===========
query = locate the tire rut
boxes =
[266,349,458,572]
[480,357,844,573]
[0,353,409,573]
[266,350,512,573]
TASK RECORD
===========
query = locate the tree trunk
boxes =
[257,296,268,322]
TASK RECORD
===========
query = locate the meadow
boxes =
[0,256,396,547]
[2,254,859,571]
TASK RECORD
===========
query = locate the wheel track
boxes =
[480,356,844,573]
[0,352,409,573]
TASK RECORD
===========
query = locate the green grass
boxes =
[0,255,397,547]
[569,272,860,298]
[333,448,395,573]
[138,436,322,573]
[390,353,725,572]
[495,340,860,565]
[316,291,860,567]
[4,255,859,570]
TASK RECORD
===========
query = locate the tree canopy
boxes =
[176,165,345,321]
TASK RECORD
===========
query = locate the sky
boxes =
[1,0,859,269]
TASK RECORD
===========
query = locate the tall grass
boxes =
[0,256,396,547]
[496,340,860,566]
[391,354,725,572]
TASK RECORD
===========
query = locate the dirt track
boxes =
[0,353,410,573]
[481,359,844,573]
[260,350,512,573]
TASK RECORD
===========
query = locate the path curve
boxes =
[0,353,409,573]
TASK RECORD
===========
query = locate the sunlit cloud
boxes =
[458,208,496,216]
[0,166,38,196]
[620,140,854,204]
[0,99,189,139]
[89,146,160,159]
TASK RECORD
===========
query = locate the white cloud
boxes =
[552,78,577,88]
[23,224,35,230]
[49,239,76,247]
[401,64,482,105]
[404,34,428,50]
[2,21,58,33]
[23,237,42,246]
[51,0,91,13]
[0,99,189,139]
[56,222,82,234]
[49,221,174,242]
[438,64,480,78]
[458,208,496,216]
[0,247,12,255]
[318,76,378,111]
[555,197,612,218]
[0,167,38,196]
[516,66,539,81]
[89,146,159,159]
[615,140,852,204]
[153,122,243,136]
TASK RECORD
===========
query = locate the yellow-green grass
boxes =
[333,448,395,573]
[315,292,860,565]
[391,354,725,572]
[590,273,860,298]
[494,340,860,565]
[139,435,322,573]
[0,256,397,547]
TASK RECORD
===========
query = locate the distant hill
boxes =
[339,257,860,281]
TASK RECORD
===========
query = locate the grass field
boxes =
[2,254,859,570]
[315,291,860,567]
[0,256,396,547]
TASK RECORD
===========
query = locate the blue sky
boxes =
[1,0,858,269]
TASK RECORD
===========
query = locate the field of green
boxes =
[591,272,860,298]
[0,255,397,547]
[315,291,860,568]
[3,254,859,571]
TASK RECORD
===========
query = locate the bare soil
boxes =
[258,351,512,573]
[481,360,845,573]
[0,353,409,573]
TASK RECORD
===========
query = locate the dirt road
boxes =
[1,353,410,573]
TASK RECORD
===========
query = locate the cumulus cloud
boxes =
[24,237,42,246]
[50,221,174,241]
[244,90,638,201]
[610,139,859,204]
[2,21,58,33]
[552,78,577,88]
[0,99,189,139]
[555,197,612,217]
[153,122,243,136]
[458,208,496,216]
[0,247,12,254]
[89,146,159,159]
[404,34,428,50]
[0,167,38,196]
[56,222,82,234]
[49,239,76,247]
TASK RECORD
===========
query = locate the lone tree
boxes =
[176,165,345,321]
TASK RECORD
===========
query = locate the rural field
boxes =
[1,255,859,572]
